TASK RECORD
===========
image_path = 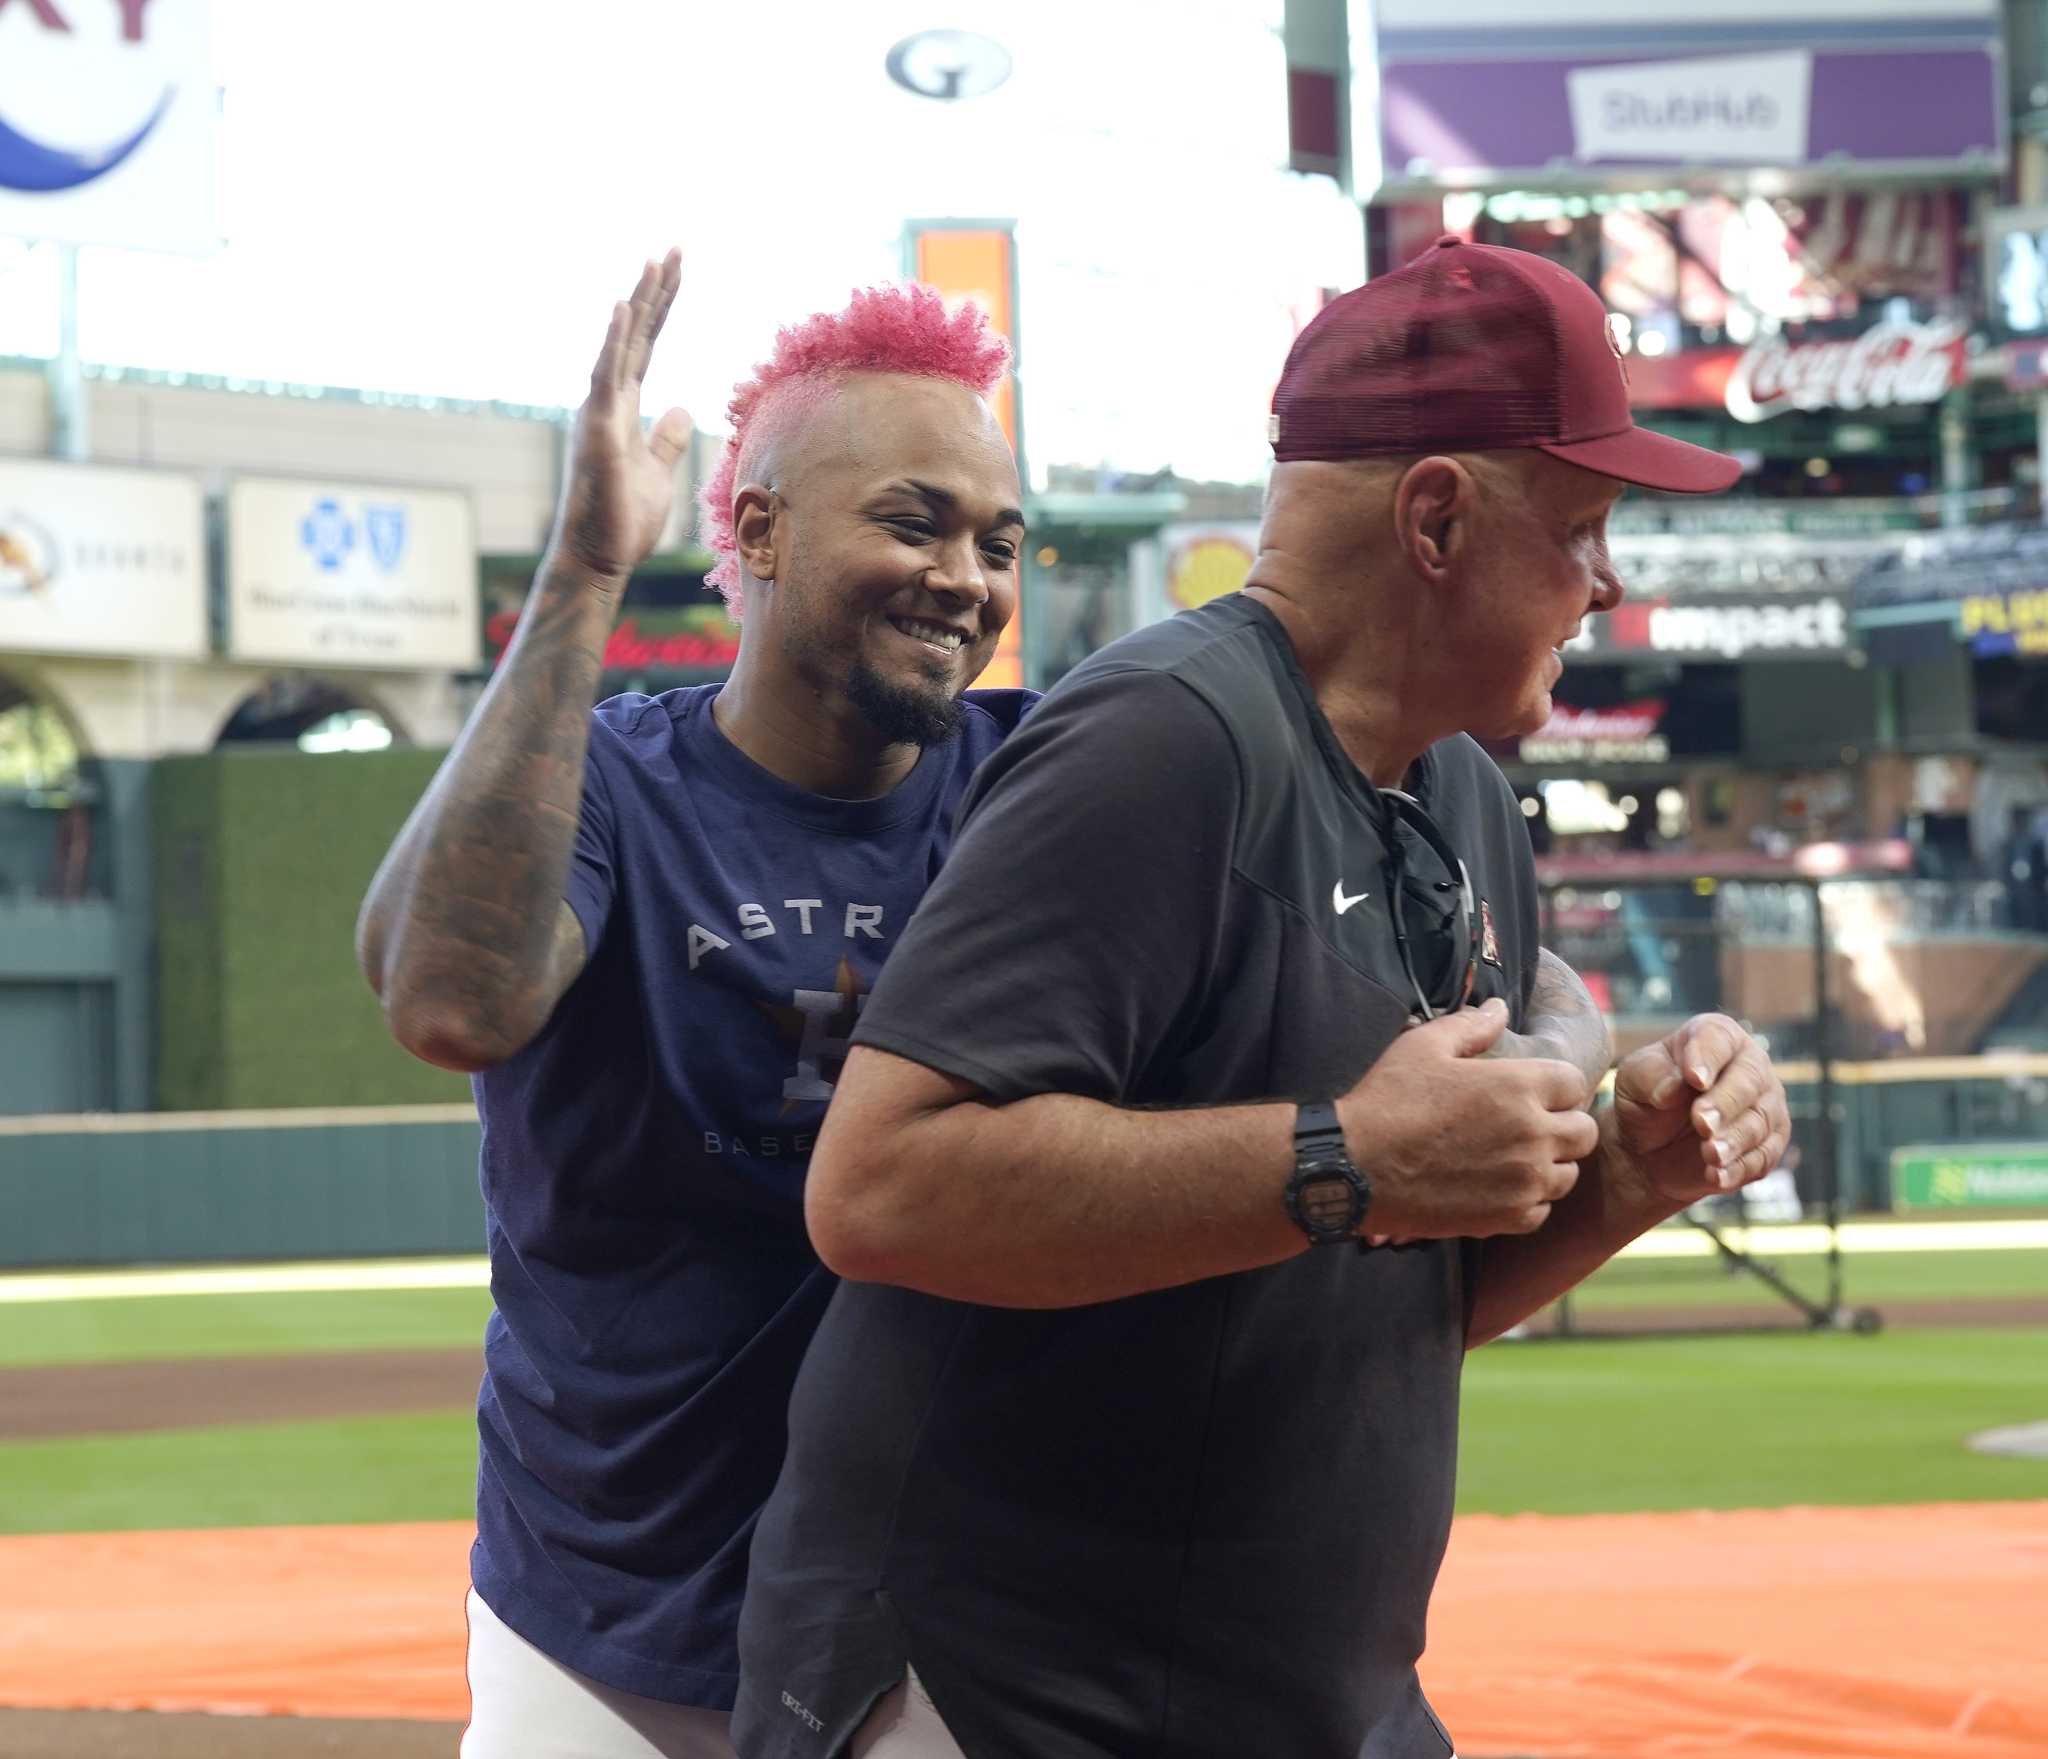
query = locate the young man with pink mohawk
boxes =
[357,252,1032,1759]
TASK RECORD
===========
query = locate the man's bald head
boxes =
[1264,449,1552,548]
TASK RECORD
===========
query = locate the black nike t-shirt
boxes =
[736,595,1540,1759]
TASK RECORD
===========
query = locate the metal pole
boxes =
[1812,877,1843,1319]
[2036,391,2048,524]
[50,243,88,462]
[1937,386,1970,531]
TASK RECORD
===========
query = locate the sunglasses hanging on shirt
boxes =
[1377,789,1478,1024]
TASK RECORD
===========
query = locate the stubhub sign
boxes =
[1567,51,1811,166]
[1372,2,2002,188]
[0,0,216,253]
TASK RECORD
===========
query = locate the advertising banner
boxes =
[1958,587,2048,658]
[0,0,217,253]
[0,456,205,658]
[1518,701,1670,764]
[1569,592,1851,661]
[226,479,479,671]
[483,592,740,681]
[1892,1144,2048,1209]
[1369,0,2003,191]
[1609,533,1899,600]
[1163,523,1259,614]
[1623,320,1966,421]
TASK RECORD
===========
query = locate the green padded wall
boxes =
[0,1109,484,1267]
[153,747,473,1110]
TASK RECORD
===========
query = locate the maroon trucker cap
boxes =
[1270,235,1740,495]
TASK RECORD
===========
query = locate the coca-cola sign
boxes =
[1725,319,1965,423]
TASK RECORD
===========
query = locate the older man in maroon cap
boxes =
[733,240,1792,1759]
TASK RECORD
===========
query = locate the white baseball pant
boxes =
[461,1588,736,1759]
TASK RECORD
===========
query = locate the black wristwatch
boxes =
[1284,1102,1372,1245]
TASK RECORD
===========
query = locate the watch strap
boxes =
[1286,1101,1371,1245]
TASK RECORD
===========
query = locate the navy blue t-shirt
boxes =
[469,683,1033,1710]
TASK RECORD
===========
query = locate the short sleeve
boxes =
[854,667,1241,1103]
[563,718,621,954]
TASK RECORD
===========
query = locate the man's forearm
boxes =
[356,559,615,1067]
[1464,1105,1684,1346]
[1512,947,1613,1098]
[810,1067,1308,1309]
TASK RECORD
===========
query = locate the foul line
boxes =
[0,1257,492,1304]
[3,1218,2045,1304]
[1618,1218,2048,1258]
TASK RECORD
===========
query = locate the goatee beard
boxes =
[845,659,965,749]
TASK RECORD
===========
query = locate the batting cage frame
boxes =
[1534,864,1893,1340]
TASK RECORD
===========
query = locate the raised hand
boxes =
[554,250,694,590]
[1339,998,1600,1241]
[1609,1012,1792,1206]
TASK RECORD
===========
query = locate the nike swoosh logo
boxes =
[1333,881,1369,915]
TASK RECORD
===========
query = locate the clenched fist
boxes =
[1611,1012,1792,1206]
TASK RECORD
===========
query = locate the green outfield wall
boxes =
[153,747,471,1111]
[0,1104,482,1268]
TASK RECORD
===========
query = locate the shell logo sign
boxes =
[1167,527,1257,611]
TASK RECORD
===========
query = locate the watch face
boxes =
[1296,1172,1360,1233]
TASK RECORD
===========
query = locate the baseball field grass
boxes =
[0,1411,475,1535]
[1,1243,2040,1536]
[0,1286,492,1368]
[4,1330,2038,1536]
[1460,1326,2046,1514]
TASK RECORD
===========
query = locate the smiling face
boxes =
[739,373,1023,746]
[1453,451,1626,740]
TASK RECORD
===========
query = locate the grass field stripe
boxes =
[2,1217,2042,1304]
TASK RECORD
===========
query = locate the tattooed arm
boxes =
[1487,947,1612,1104]
[356,253,693,1072]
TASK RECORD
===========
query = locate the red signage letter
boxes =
[0,0,73,32]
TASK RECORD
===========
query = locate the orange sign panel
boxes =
[913,225,1023,688]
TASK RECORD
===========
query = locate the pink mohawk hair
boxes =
[699,283,1011,609]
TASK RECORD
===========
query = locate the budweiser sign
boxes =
[1725,319,1964,423]
[1519,702,1669,766]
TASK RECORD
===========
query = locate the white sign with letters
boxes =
[226,479,480,671]
[1646,598,1848,658]
[0,457,205,658]
[1568,50,1811,165]
[0,0,216,254]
